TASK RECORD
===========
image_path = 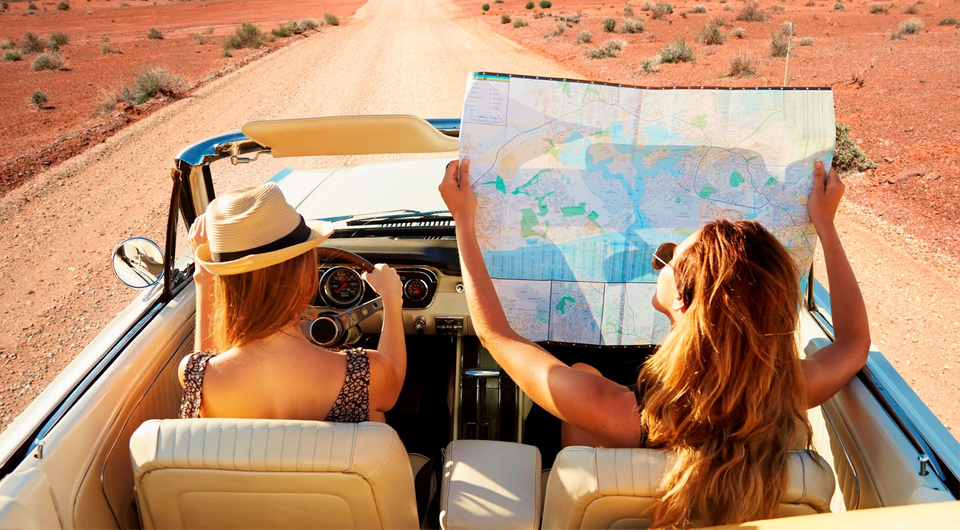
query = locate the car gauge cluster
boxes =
[317,265,438,310]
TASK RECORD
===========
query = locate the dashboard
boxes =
[314,264,441,310]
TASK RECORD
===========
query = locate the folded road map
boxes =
[459,72,835,346]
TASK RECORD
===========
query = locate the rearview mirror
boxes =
[111,238,164,289]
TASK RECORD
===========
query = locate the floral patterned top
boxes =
[178,347,371,422]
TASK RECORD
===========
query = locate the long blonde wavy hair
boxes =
[639,220,812,527]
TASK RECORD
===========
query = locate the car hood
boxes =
[270,157,451,222]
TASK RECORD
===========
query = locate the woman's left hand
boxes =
[439,158,477,224]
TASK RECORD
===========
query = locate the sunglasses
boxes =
[652,242,677,271]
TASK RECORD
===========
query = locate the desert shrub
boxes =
[514,19,529,27]
[100,43,120,54]
[770,31,789,57]
[192,33,208,45]
[899,17,923,34]
[585,47,607,59]
[869,4,888,13]
[603,18,617,32]
[585,38,626,58]
[111,68,184,107]
[526,1,534,8]
[576,30,592,43]
[939,17,959,26]
[800,36,814,45]
[27,3,37,12]
[323,12,339,26]
[1,1,8,10]
[833,3,844,10]
[804,0,814,5]
[49,32,69,50]
[57,1,69,10]
[500,14,511,24]
[559,12,583,24]
[651,3,673,19]
[780,21,795,35]
[30,89,48,109]
[298,19,319,32]
[495,0,503,3]
[902,2,919,14]
[482,3,490,11]
[3,50,21,61]
[625,4,634,16]
[539,0,552,8]
[533,10,545,18]
[603,38,625,56]
[545,23,565,37]
[21,32,45,54]
[642,53,662,72]
[723,4,732,11]
[620,18,644,33]
[641,1,653,11]
[146,28,163,40]
[771,4,785,13]
[0,39,14,49]
[660,38,693,62]
[32,52,64,71]
[834,123,876,172]
[691,5,707,13]
[735,2,768,22]
[86,9,92,15]
[731,26,745,38]
[696,23,726,44]
[203,27,215,35]
[223,22,264,51]
[728,52,757,77]
[271,22,296,38]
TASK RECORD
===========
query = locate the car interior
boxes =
[0,117,955,529]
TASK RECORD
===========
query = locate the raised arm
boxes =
[440,159,641,445]
[189,215,216,353]
[802,160,871,407]
[363,264,407,412]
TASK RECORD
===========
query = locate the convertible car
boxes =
[0,116,955,528]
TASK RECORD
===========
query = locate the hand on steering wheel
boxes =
[301,247,395,349]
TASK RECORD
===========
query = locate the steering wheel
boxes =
[301,247,383,349]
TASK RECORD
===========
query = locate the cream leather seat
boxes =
[542,447,835,529]
[129,419,419,529]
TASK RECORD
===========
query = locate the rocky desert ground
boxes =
[0,0,957,434]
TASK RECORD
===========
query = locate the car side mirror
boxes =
[111,237,164,289]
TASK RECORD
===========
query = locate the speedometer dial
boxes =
[320,266,365,308]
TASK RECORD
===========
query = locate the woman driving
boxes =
[177,183,407,423]
[439,159,869,526]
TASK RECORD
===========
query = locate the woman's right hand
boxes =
[439,158,477,225]
[362,264,403,306]
[808,160,844,231]
[188,214,213,280]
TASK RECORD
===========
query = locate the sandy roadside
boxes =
[0,0,956,434]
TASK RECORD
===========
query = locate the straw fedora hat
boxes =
[194,183,333,275]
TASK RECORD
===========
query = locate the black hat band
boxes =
[211,216,313,262]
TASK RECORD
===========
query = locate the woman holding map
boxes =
[439,158,869,527]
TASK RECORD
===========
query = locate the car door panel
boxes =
[0,284,196,529]
[799,311,956,512]
[0,468,64,529]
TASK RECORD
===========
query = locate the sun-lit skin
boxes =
[652,230,699,323]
